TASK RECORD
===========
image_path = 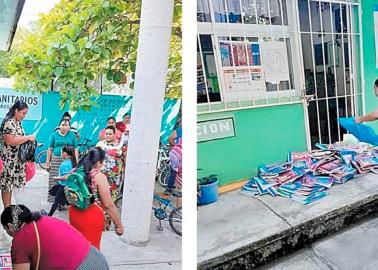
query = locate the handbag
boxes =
[32,221,40,270]
[18,140,37,163]
[26,162,36,182]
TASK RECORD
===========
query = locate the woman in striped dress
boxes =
[46,119,78,202]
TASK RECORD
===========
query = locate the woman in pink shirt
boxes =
[1,204,109,270]
[98,117,122,142]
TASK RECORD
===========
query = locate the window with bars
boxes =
[197,0,298,108]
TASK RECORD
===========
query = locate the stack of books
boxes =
[351,156,378,174]
[241,141,378,204]
[277,180,328,205]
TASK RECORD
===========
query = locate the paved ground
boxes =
[198,172,378,269]
[259,215,378,270]
[0,168,182,269]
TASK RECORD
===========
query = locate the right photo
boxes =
[197,0,378,269]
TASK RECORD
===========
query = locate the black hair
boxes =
[105,126,116,134]
[77,147,105,191]
[63,112,72,119]
[1,204,41,229]
[0,101,28,134]
[62,145,77,168]
[107,116,116,123]
[375,78,378,88]
[59,118,71,126]
[123,112,131,118]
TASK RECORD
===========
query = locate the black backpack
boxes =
[18,140,37,163]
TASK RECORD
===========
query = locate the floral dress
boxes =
[95,140,124,200]
[0,119,26,191]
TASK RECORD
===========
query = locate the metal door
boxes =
[297,0,363,148]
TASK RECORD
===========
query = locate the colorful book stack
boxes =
[241,141,378,205]
[351,156,378,174]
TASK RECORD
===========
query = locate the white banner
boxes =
[0,88,43,120]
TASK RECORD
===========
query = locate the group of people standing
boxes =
[0,101,130,269]
[0,100,181,269]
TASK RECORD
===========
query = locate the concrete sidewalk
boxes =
[198,172,378,269]
[0,168,181,270]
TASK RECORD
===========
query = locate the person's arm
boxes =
[355,109,378,124]
[74,149,79,163]
[13,263,30,270]
[3,134,35,146]
[95,173,124,235]
[46,148,53,170]
[168,130,177,147]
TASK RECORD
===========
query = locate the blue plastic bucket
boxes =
[199,176,219,205]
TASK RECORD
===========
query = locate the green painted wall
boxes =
[197,104,307,186]
[362,0,378,130]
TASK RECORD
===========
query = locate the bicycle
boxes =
[77,138,93,159]
[114,190,182,236]
[36,143,47,170]
[156,143,171,187]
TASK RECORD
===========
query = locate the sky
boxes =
[18,0,61,28]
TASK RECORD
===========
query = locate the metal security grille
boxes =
[197,0,303,114]
[297,0,363,148]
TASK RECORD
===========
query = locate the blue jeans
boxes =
[167,167,177,190]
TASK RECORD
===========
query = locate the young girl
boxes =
[47,145,77,216]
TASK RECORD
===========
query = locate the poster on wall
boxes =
[374,5,378,68]
[260,41,290,84]
[220,42,232,67]
[247,43,261,66]
[223,68,265,92]
[232,42,247,66]
[0,89,42,120]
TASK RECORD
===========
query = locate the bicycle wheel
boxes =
[169,207,182,236]
[158,168,170,187]
[158,161,170,187]
[37,150,48,170]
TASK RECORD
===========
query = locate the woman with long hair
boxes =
[46,118,78,202]
[69,147,124,250]
[0,101,36,208]
[1,204,110,269]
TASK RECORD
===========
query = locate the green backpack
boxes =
[64,167,92,210]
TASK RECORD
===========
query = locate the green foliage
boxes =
[0,51,10,78]
[7,0,182,111]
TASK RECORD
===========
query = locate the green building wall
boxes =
[197,104,307,186]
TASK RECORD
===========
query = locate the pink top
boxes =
[11,216,90,270]
[99,128,122,141]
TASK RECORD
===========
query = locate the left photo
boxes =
[0,0,182,269]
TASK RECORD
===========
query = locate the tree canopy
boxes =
[7,0,182,111]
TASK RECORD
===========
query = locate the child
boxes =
[47,145,77,216]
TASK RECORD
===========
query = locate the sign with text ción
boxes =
[0,89,42,120]
[197,118,235,142]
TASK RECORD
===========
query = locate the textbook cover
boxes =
[0,253,11,270]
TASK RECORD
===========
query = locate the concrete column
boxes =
[120,0,175,246]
